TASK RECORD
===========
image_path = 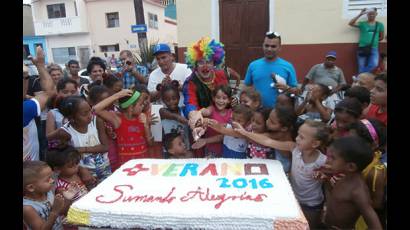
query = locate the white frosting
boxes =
[70,159,303,229]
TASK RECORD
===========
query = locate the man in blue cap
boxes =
[147,43,192,106]
[300,51,347,110]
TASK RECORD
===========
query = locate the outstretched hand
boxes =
[207,118,219,128]
[115,89,134,98]
[313,164,333,181]
[28,46,46,67]
[188,110,204,130]
[191,138,207,149]
[192,126,206,141]
[232,121,246,135]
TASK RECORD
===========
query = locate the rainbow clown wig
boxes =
[186,37,225,68]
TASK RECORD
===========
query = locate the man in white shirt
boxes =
[147,44,192,106]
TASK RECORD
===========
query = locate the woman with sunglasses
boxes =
[182,37,229,157]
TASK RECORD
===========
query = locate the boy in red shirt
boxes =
[365,73,387,126]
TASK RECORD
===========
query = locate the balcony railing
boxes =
[34,16,87,36]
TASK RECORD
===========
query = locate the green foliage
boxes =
[133,40,159,72]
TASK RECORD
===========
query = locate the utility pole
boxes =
[133,0,148,52]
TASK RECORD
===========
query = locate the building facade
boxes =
[30,0,177,68]
[176,0,387,83]
[31,0,91,68]
[86,0,177,59]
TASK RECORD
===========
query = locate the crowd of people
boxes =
[23,7,386,230]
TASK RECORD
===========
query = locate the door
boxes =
[219,0,269,79]
[78,47,90,69]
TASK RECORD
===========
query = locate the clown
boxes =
[182,37,229,146]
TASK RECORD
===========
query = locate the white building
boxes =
[30,0,177,68]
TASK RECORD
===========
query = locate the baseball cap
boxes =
[153,43,171,55]
[325,51,337,59]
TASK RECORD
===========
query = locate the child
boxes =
[266,106,297,173]
[365,73,387,126]
[88,85,121,172]
[93,88,153,166]
[23,161,64,229]
[46,146,88,220]
[159,81,191,156]
[247,107,272,159]
[296,83,332,123]
[207,104,253,159]
[276,92,296,110]
[330,98,363,139]
[192,85,233,158]
[344,86,371,118]
[46,79,79,149]
[131,84,161,159]
[321,137,382,229]
[235,120,331,228]
[347,119,387,229]
[239,87,262,110]
[56,96,111,188]
[163,132,194,159]
[138,84,160,132]
[103,74,123,95]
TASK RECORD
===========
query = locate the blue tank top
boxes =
[23,191,63,230]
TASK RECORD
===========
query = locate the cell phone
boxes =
[271,74,278,84]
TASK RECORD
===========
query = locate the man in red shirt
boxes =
[365,73,387,125]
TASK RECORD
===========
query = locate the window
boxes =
[106,12,120,28]
[100,44,120,52]
[47,4,66,19]
[343,0,387,18]
[52,47,76,64]
[148,13,158,29]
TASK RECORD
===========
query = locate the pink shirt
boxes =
[205,106,232,157]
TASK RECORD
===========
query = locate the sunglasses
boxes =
[121,60,132,66]
[266,31,281,39]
